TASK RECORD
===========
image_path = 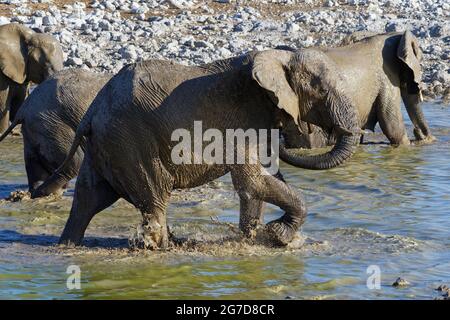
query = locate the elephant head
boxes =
[396,30,433,141]
[0,23,63,85]
[252,48,360,170]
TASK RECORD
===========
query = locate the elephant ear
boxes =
[252,50,300,125]
[0,36,28,84]
[397,30,422,93]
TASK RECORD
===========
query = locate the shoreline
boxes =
[0,0,448,102]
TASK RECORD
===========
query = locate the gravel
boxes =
[0,0,448,101]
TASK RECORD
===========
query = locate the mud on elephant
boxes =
[38,49,361,249]
[281,31,435,149]
[0,23,64,134]
[0,69,111,196]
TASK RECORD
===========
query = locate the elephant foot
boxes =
[129,220,169,251]
[31,185,64,199]
[413,128,437,144]
[398,135,411,146]
[264,218,298,247]
[240,221,263,241]
[416,135,437,144]
[58,233,83,247]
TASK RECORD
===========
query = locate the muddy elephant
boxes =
[0,69,111,195]
[0,23,64,134]
[36,49,361,248]
[281,31,434,148]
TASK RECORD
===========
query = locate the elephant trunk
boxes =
[279,90,360,170]
[402,92,432,140]
[279,133,359,170]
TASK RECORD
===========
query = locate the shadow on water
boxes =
[0,184,28,199]
[0,229,129,248]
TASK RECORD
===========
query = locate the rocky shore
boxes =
[0,0,448,102]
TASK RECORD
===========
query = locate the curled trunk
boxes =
[279,133,359,170]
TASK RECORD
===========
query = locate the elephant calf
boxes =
[282,31,435,149]
[0,69,111,195]
[35,50,361,249]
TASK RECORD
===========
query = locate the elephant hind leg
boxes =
[126,161,173,251]
[25,159,50,193]
[24,142,51,193]
[231,164,307,246]
[129,198,172,251]
[59,154,119,246]
[31,146,84,198]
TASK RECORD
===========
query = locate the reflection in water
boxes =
[0,103,449,299]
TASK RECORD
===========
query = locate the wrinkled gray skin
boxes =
[281,31,435,149]
[0,23,64,134]
[35,49,361,249]
[0,69,111,195]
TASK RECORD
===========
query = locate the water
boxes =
[0,102,449,300]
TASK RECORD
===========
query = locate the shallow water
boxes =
[0,102,449,300]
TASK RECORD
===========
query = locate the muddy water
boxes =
[0,102,449,300]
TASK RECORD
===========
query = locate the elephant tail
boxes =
[54,121,90,175]
[0,117,22,143]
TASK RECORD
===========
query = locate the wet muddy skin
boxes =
[0,102,449,299]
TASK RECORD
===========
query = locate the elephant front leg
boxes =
[239,196,265,239]
[262,176,307,246]
[377,92,410,145]
[231,166,307,246]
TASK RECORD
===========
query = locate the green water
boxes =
[0,102,449,299]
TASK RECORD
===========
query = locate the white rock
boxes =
[67,57,83,66]
[286,22,300,33]
[0,16,10,26]
[43,15,58,26]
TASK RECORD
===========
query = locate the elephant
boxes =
[279,31,435,149]
[34,49,361,249]
[0,23,64,134]
[0,69,111,195]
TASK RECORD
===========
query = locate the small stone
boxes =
[286,23,300,33]
[436,284,449,292]
[99,19,111,31]
[67,57,83,66]
[392,277,410,287]
[429,25,443,38]
[432,70,450,84]
[194,40,211,48]
[385,22,398,32]
[131,2,149,14]
[0,16,10,26]
[120,45,138,60]
[42,15,57,26]
[321,16,334,25]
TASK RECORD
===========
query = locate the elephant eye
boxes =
[310,76,321,88]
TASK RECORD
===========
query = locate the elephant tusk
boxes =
[419,90,424,102]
